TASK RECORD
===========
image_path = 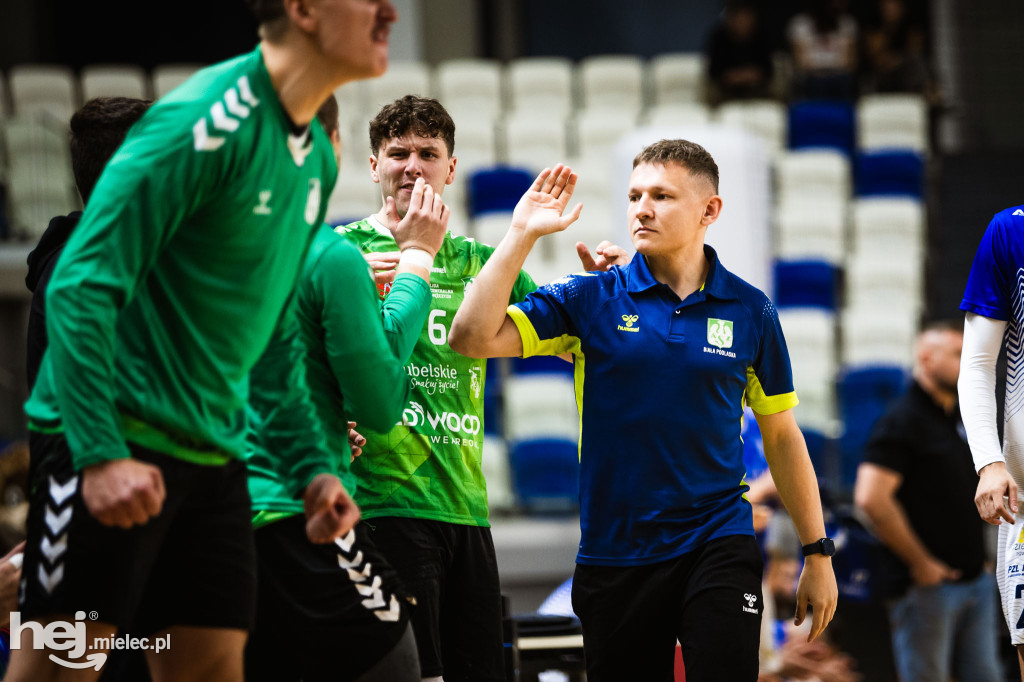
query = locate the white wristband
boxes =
[399,247,434,271]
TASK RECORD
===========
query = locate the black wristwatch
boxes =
[801,537,836,557]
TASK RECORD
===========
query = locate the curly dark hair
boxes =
[70,96,152,203]
[633,139,720,193]
[369,95,455,156]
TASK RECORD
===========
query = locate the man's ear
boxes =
[282,0,317,34]
[369,155,380,183]
[702,195,724,226]
[446,155,457,186]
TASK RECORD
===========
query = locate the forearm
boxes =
[449,226,536,356]
[379,273,432,363]
[46,276,130,468]
[959,312,1006,472]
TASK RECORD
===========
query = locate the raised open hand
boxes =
[510,164,583,240]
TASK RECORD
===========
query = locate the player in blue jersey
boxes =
[959,205,1024,681]
[450,140,837,681]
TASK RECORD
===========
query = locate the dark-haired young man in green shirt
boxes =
[344,95,625,682]
[244,96,448,682]
[12,1,398,680]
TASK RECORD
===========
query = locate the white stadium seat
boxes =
[844,251,923,315]
[9,64,77,122]
[152,64,203,99]
[841,306,917,368]
[777,308,838,430]
[504,374,579,443]
[857,93,928,153]
[573,108,639,162]
[850,196,925,260]
[81,65,148,100]
[643,102,712,128]
[579,55,645,115]
[774,198,847,264]
[774,149,851,205]
[436,59,504,120]
[716,99,787,158]
[366,61,431,112]
[649,53,705,105]
[507,57,575,117]
[503,110,569,172]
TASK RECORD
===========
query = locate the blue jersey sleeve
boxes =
[506,273,595,357]
[745,296,798,415]
[960,209,1023,321]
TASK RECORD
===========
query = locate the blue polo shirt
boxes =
[507,246,798,566]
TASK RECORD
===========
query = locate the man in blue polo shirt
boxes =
[449,141,837,681]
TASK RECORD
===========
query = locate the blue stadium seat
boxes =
[836,365,908,490]
[468,166,535,217]
[483,357,505,435]
[854,150,925,198]
[788,101,856,156]
[802,428,840,498]
[773,260,839,310]
[508,438,579,513]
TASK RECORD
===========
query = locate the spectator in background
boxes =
[861,0,932,96]
[705,0,776,105]
[854,320,1002,682]
[787,0,859,99]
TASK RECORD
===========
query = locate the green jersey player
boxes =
[343,96,529,682]
[343,95,626,682]
[244,96,448,682]
[12,1,398,681]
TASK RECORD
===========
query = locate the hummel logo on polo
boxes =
[1014,209,1024,216]
[742,593,759,614]
[618,314,640,332]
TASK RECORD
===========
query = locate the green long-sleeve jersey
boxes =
[343,216,536,527]
[246,224,432,520]
[25,46,338,478]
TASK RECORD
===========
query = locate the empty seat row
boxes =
[337,54,706,125]
[1,64,203,120]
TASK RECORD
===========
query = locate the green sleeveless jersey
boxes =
[343,216,536,527]
[26,46,338,475]
[246,225,432,521]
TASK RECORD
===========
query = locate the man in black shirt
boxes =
[854,319,1002,682]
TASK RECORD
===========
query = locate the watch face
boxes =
[821,538,836,556]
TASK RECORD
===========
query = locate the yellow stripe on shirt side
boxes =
[507,305,586,461]
[745,365,799,415]
[507,305,581,357]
